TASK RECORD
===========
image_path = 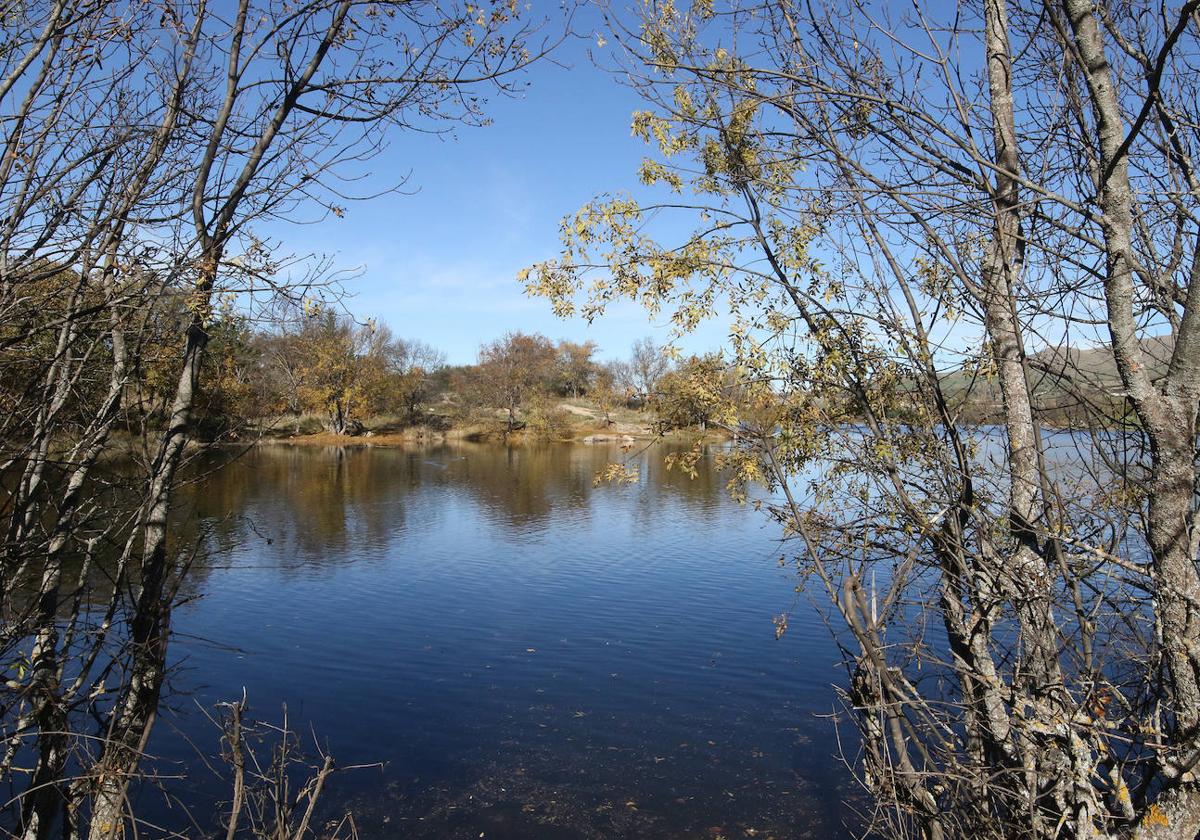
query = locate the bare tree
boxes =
[1,1,568,837]
[385,337,448,423]
[626,337,671,402]
[528,1,1200,837]
[210,697,371,840]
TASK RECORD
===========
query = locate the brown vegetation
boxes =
[0,2,565,837]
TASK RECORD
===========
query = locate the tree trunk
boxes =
[86,314,209,840]
[327,400,347,436]
[1057,1,1200,832]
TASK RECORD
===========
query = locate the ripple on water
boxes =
[155,443,852,838]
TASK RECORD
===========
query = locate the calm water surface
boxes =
[148,442,852,838]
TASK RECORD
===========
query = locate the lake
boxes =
[144,441,852,839]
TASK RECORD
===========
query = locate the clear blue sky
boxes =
[262,16,732,366]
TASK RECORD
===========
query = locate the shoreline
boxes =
[247,427,731,447]
[240,417,734,448]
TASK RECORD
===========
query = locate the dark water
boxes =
[146,442,852,838]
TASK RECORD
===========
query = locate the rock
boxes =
[582,433,639,444]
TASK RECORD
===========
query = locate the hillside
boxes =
[940,334,1174,426]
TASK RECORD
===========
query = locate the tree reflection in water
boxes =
[152,442,847,839]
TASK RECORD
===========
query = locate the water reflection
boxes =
[182,442,732,567]
[153,442,849,839]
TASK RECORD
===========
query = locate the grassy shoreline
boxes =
[238,397,732,448]
[249,423,733,448]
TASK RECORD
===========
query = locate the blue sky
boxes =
[261,18,733,366]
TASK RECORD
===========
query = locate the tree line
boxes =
[191,310,685,437]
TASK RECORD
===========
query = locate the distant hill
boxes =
[1028,333,1173,389]
[938,334,1174,426]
